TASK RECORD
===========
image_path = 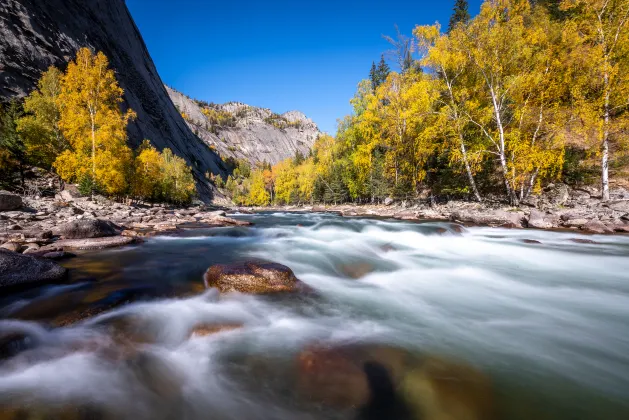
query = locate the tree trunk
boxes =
[90,110,96,200]
[460,136,481,202]
[490,87,518,205]
[602,72,611,201]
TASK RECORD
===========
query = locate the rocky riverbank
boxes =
[243,184,629,235]
[0,189,250,290]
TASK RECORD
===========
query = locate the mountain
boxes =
[0,0,226,201]
[167,87,320,166]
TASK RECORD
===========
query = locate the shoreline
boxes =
[240,196,629,235]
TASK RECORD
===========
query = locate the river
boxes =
[1,212,629,419]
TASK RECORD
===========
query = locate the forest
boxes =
[0,48,196,205]
[230,0,628,206]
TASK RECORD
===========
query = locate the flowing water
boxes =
[1,212,629,419]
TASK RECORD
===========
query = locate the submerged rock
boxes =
[0,249,68,290]
[296,343,494,420]
[54,219,120,239]
[338,262,375,279]
[203,262,304,294]
[0,191,22,211]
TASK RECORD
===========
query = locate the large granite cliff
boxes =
[167,87,320,166]
[0,0,226,201]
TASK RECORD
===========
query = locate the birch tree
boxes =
[560,0,629,200]
[54,48,135,196]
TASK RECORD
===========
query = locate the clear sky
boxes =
[126,0,482,134]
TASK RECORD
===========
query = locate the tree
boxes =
[376,55,391,86]
[0,100,26,186]
[371,55,391,90]
[384,25,418,74]
[560,0,629,200]
[54,48,136,197]
[272,159,298,204]
[416,23,484,201]
[133,139,163,201]
[161,148,196,205]
[248,169,271,205]
[448,0,471,32]
[458,0,549,204]
[17,67,67,169]
[369,61,378,90]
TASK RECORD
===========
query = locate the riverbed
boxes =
[1,212,629,419]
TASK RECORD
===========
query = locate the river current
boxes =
[1,212,629,419]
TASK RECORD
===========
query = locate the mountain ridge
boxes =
[167,86,320,166]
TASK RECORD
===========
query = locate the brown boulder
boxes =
[203,262,304,294]
[0,190,22,211]
[54,219,120,239]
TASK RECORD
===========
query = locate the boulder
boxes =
[0,249,68,290]
[59,184,81,202]
[605,200,629,213]
[54,219,120,239]
[0,242,22,253]
[450,209,524,228]
[581,220,614,234]
[204,262,305,294]
[54,236,136,250]
[545,183,570,206]
[0,191,22,211]
[384,197,394,206]
[562,218,589,228]
[203,215,253,227]
[526,210,558,229]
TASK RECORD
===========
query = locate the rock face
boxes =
[0,0,226,200]
[0,249,67,290]
[168,87,320,166]
[0,191,22,211]
[54,219,120,239]
[203,262,304,294]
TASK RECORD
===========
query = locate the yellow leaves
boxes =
[53,47,135,196]
[247,169,271,206]
[16,66,66,168]
[272,159,298,205]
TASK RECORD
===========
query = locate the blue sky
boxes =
[126,0,482,134]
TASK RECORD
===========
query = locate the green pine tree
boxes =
[369,61,378,90]
[448,0,470,32]
[375,55,390,88]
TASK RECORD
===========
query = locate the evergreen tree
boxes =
[369,61,378,90]
[375,55,390,87]
[448,0,470,32]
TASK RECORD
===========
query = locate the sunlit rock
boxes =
[203,262,305,294]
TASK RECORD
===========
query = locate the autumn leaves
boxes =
[14,48,196,203]
[238,0,628,206]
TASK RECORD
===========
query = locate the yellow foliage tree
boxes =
[133,139,163,201]
[248,169,271,205]
[53,48,135,196]
[560,0,629,200]
[16,66,67,169]
[272,159,298,204]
